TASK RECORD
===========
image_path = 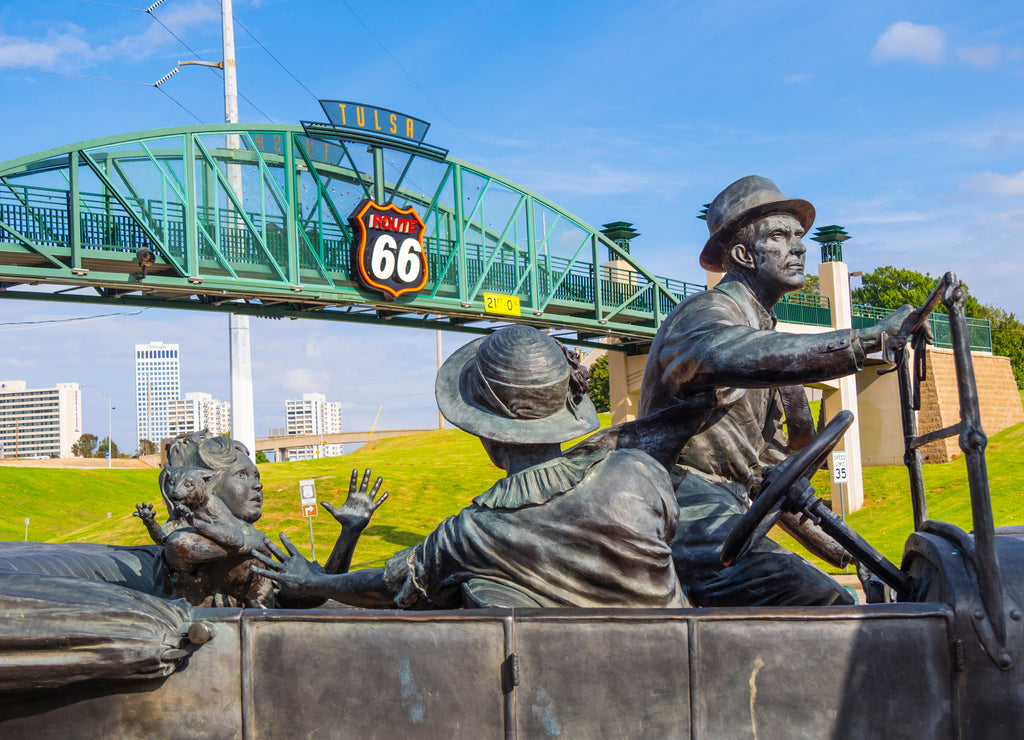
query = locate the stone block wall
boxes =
[918,348,1024,463]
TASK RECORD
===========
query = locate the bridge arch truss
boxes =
[0,124,705,349]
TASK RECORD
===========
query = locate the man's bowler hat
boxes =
[700,176,815,271]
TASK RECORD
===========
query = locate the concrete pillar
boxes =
[230,314,256,461]
[818,260,864,514]
[705,269,724,289]
[608,349,636,424]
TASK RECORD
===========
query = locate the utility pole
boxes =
[437,331,444,430]
[83,385,113,468]
[222,0,256,460]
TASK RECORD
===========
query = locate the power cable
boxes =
[233,16,319,103]
[77,0,146,9]
[0,64,152,86]
[0,64,207,123]
[69,0,274,122]
[337,0,492,168]
[146,7,274,122]
[0,307,151,327]
[157,85,205,123]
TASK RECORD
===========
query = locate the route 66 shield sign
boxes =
[349,199,428,300]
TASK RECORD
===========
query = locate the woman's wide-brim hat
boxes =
[435,325,598,444]
[700,175,815,272]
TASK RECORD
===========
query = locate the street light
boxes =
[811,225,851,263]
[83,385,113,469]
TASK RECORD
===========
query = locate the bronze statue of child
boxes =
[252,325,688,610]
[134,432,387,608]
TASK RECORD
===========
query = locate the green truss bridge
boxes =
[0,122,714,351]
[0,122,990,353]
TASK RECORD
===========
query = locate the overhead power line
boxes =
[0,307,151,328]
[143,7,273,122]
[0,65,152,86]
[234,16,319,103]
[67,0,272,122]
[337,0,491,167]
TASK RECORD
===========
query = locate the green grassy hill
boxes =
[3,414,1024,575]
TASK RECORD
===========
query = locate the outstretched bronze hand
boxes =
[133,502,166,545]
[322,468,389,534]
[251,534,324,596]
[320,469,389,575]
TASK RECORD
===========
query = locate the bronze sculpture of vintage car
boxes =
[0,272,1021,739]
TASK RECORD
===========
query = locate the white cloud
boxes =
[845,211,931,225]
[282,367,325,394]
[0,3,221,71]
[956,44,1001,69]
[783,73,812,84]
[871,22,946,64]
[961,170,1024,196]
[0,23,94,68]
[513,163,679,197]
[110,1,219,61]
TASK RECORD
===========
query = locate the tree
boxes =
[137,439,157,456]
[977,305,1024,389]
[852,265,983,317]
[802,274,819,294]
[72,433,98,458]
[97,437,119,460]
[853,265,1024,387]
[255,451,269,464]
[587,354,610,413]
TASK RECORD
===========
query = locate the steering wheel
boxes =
[721,410,854,567]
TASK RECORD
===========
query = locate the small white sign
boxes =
[832,451,849,484]
[299,479,317,503]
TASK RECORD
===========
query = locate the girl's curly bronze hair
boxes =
[552,338,590,406]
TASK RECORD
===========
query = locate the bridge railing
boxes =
[3,172,708,324]
[0,124,810,344]
[853,303,992,352]
[775,291,832,327]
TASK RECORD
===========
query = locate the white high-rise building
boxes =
[167,392,232,437]
[284,392,343,460]
[0,380,81,458]
[135,341,181,446]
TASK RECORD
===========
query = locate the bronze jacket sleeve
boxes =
[656,293,866,398]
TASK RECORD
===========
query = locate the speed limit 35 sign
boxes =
[832,450,848,484]
[349,199,428,300]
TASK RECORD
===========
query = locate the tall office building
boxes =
[135,341,181,446]
[0,380,81,458]
[284,392,343,460]
[167,392,232,437]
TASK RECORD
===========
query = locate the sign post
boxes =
[298,479,318,561]
[23,517,29,542]
[832,450,849,521]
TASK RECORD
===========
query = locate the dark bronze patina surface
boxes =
[1,175,1022,737]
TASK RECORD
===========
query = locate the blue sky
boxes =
[0,0,1022,451]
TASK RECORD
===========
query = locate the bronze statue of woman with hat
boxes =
[252,324,687,609]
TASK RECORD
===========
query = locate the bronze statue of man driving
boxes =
[639,175,919,606]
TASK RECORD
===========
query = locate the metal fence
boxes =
[853,303,993,353]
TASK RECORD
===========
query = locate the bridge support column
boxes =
[608,349,647,425]
[819,260,864,514]
[230,314,256,461]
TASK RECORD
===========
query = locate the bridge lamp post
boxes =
[83,385,113,469]
[811,225,851,264]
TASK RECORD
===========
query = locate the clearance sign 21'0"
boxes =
[348,200,428,300]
